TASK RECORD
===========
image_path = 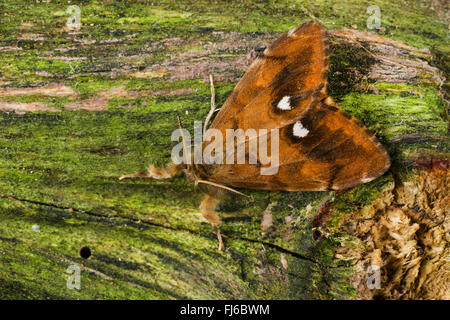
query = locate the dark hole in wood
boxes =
[79,246,92,259]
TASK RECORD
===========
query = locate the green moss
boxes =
[0,198,258,299]
[333,174,393,216]
[0,0,446,300]
[1,0,447,83]
[340,83,449,158]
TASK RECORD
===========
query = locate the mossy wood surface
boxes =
[0,0,448,299]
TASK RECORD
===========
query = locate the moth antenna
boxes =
[203,74,217,136]
[177,115,191,169]
[196,179,250,198]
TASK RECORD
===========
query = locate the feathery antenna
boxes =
[203,74,217,136]
[197,179,249,198]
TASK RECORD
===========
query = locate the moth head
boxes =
[184,167,199,185]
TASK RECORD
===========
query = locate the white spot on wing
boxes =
[277,96,291,110]
[293,120,309,137]
[324,97,334,105]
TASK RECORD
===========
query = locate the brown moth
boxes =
[120,21,390,250]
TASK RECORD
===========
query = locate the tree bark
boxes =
[0,7,448,300]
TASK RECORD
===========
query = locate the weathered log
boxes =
[0,2,448,300]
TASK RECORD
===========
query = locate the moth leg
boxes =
[199,194,224,251]
[119,162,183,180]
[213,225,224,252]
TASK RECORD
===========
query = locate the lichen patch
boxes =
[64,86,129,111]
[0,102,60,113]
[261,202,276,237]
[0,83,79,98]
